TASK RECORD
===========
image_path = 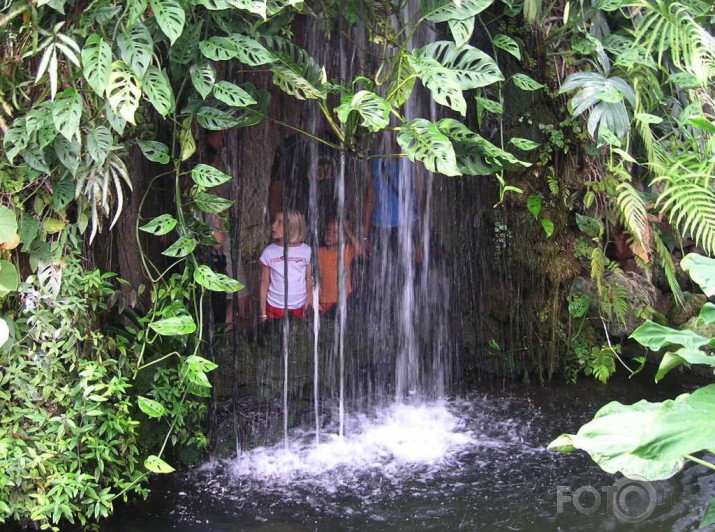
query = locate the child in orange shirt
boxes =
[318,219,362,317]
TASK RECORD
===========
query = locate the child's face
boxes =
[324,221,338,247]
[271,213,285,241]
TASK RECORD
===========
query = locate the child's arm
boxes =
[304,263,314,309]
[343,221,363,257]
[259,263,270,321]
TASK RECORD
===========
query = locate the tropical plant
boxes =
[549,253,715,528]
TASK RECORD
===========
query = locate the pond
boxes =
[103,371,714,532]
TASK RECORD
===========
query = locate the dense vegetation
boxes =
[0,0,713,528]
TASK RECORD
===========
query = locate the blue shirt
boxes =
[370,158,419,228]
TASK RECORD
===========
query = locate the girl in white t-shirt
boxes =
[259,210,313,321]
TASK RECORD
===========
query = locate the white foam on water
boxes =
[226,400,474,483]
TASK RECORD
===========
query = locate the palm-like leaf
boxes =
[560,71,635,140]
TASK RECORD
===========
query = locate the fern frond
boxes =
[631,0,715,85]
[591,247,606,295]
[654,175,715,256]
[652,226,685,307]
[547,174,559,196]
[616,182,649,246]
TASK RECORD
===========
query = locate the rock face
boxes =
[571,271,659,339]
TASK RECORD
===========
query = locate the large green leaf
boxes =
[0,260,19,298]
[162,235,196,257]
[630,320,711,350]
[54,136,81,175]
[263,35,326,100]
[139,214,177,235]
[199,36,240,61]
[548,397,686,480]
[228,34,275,66]
[137,140,170,164]
[52,88,83,142]
[144,455,175,473]
[149,0,185,44]
[697,302,715,326]
[385,51,415,107]
[196,106,242,130]
[421,0,493,23]
[181,354,218,388]
[52,178,75,211]
[81,34,112,96]
[190,61,216,99]
[143,66,175,117]
[150,315,197,335]
[415,41,503,90]
[169,20,202,65]
[448,17,475,48]
[194,0,232,9]
[335,91,390,132]
[117,22,153,78]
[191,164,232,188]
[680,253,715,296]
[398,118,459,176]
[437,118,528,175]
[127,0,148,24]
[493,34,521,60]
[212,81,257,108]
[106,61,141,124]
[655,348,715,382]
[86,125,113,166]
[3,117,28,164]
[194,265,245,292]
[408,55,466,115]
[193,191,233,213]
[225,0,266,18]
[0,206,17,244]
[137,396,165,418]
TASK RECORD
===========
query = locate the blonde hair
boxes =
[282,209,307,244]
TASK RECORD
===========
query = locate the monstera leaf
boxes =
[408,55,466,115]
[149,0,185,44]
[560,71,635,140]
[190,61,216,99]
[386,51,416,107]
[86,126,113,166]
[212,81,257,108]
[199,36,240,61]
[169,21,202,65]
[448,17,475,48]
[398,118,459,176]
[335,91,391,132]
[414,41,503,90]
[137,140,170,164]
[262,35,326,100]
[228,34,275,66]
[52,88,83,142]
[106,61,141,124]
[117,22,153,77]
[196,106,243,130]
[194,265,245,293]
[421,0,493,23]
[191,164,232,188]
[438,119,528,175]
[143,66,175,117]
[81,34,112,96]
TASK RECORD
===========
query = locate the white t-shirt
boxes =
[260,242,312,309]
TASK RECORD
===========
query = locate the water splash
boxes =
[224,401,473,483]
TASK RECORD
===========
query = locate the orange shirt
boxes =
[318,245,355,307]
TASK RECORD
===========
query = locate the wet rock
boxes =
[667,293,708,327]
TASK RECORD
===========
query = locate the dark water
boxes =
[99,371,714,532]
